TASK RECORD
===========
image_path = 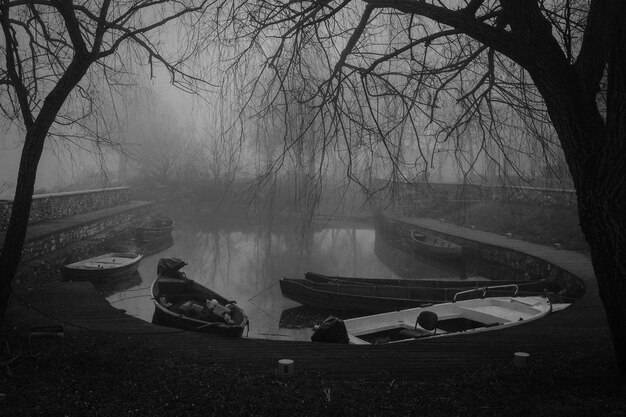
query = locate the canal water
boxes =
[105,215,467,341]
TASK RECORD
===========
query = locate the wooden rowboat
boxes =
[136,216,174,241]
[312,291,562,344]
[151,258,249,337]
[306,272,510,287]
[280,273,559,313]
[61,252,143,281]
[410,229,463,258]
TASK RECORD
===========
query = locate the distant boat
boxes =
[312,293,560,345]
[410,229,463,258]
[151,257,249,337]
[61,252,143,281]
[281,273,558,313]
[136,216,174,242]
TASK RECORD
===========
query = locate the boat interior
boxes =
[348,297,551,345]
[154,276,246,326]
[411,230,456,248]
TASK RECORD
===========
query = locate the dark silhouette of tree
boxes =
[213,0,626,373]
[0,1,211,318]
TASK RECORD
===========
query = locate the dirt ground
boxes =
[1,330,624,417]
[1,201,624,416]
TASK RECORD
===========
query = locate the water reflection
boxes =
[107,216,465,341]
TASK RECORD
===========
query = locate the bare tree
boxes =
[0,0,212,318]
[212,1,626,373]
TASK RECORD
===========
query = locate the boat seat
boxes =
[415,311,438,335]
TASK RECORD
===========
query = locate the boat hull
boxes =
[281,275,559,313]
[61,253,142,282]
[280,278,429,312]
[151,305,246,338]
[344,295,555,345]
[136,217,174,241]
[150,265,248,338]
[410,230,463,258]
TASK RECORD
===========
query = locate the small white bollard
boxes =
[513,352,530,368]
[278,359,294,377]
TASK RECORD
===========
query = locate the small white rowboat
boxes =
[343,286,563,345]
[61,252,143,281]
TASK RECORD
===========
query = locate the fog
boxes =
[0,13,571,205]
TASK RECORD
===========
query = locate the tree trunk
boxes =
[500,0,626,374]
[0,57,92,321]
[584,16,626,374]
[0,129,50,319]
[579,199,626,372]
[532,55,626,376]
[534,42,626,376]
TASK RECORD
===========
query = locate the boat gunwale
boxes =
[63,252,143,270]
[345,295,554,345]
[151,274,249,330]
[410,229,463,255]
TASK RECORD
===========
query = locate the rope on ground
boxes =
[247,280,281,322]
[248,280,279,302]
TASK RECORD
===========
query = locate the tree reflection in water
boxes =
[107,215,463,341]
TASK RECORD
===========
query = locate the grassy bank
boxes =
[1,333,624,416]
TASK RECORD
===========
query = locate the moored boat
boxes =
[410,229,463,258]
[150,257,249,337]
[280,273,559,313]
[312,291,563,345]
[61,252,143,281]
[136,216,174,241]
[305,271,527,287]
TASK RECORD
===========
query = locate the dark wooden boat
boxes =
[136,216,174,241]
[410,229,462,258]
[61,252,143,281]
[151,258,249,337]
[280,272,560,313]
[307,272,484,287]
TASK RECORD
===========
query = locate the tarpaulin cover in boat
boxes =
[311,316,349,343]
[157,257,187,276]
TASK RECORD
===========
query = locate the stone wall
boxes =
[0,187,130,230]
[20,202,152,261]
[371,181,577,216]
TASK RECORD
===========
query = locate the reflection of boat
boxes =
[279,305,364,329]
[61,253,143,281]
[410,229,462,258]
[93,270,143,297]
[151,258,249,337]
[136,216,174,241]
[136,235,174,256]
[313,292,560,345]
[280,273,558,313]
